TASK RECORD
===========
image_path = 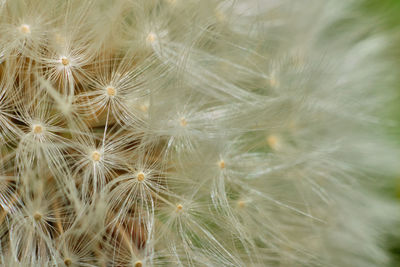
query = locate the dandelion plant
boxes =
[0,0,398,266]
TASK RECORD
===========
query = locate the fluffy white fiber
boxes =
[0,0,398,266]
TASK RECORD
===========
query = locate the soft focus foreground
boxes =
[0,0,398,266]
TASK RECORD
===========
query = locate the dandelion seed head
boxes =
[0,1,395,266]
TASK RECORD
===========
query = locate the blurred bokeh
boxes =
[363,1,400,266]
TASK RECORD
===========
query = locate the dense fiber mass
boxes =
[0,0,398,266]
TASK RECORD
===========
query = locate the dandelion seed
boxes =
[146,32,157,44]
[269,78,278,87]
[64,258,72,266]
[134,260,143,267]
[267,135,280,150]
[218,160,225,169]
[19,24,31,34]
[75,52,148,127]
[237,201,245,209]
[180,117,187,127]
[32,124,43,134]
[91,151,101,162]
[33,212,42,221]
[139,103,148,112]
[60,56,70,66]
[137,172,145,182]
[176,204,183,212]
[106,86,116,97]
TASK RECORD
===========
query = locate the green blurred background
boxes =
[363,1,400,266]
